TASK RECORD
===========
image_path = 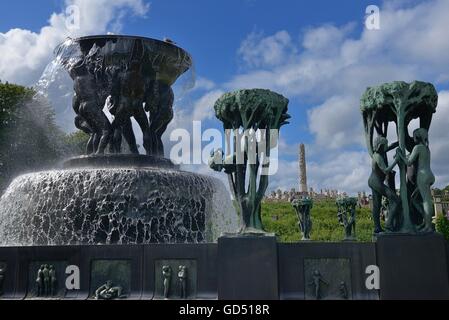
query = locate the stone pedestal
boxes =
[377,233,449,300]
[217,235,278,300]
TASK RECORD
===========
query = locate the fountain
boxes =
[0,36,239,246]
[1,36,448,301]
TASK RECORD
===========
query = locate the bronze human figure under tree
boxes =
[361,81,438,234]
[396,128,435,232]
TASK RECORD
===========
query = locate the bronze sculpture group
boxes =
[58,37,443,237]
[361,81,437,234]
[35,264,58,297]
[208,81,438,237]
[71,50,173,156]
[209,89,290,234]
[59,36,191,156]
[161,264,189,299]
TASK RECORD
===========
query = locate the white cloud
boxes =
[192,90,225,122]
[0,0,149,86]
[429,90,449,188]
[238,30,297,69]
[229,0,449,191]
[267,150,371,195]
[307,151,371,194]
[192,77,216,92]
[308,95,364,149]
[277,137,299,157]
[0,0,150,132]
[302,23,355,55]
[230,0,449,102]
[3,0,449,194]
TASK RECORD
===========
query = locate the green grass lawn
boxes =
[261,200,374,242]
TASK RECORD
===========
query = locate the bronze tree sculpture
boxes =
[361,81,438,234]
[336,197,357,240]
[291,197,313,240]
[209,89,290,233]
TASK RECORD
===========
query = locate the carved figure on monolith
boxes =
[209,89,290,234]
[361,81,438,234]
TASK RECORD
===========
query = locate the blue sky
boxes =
[1,0,449,194]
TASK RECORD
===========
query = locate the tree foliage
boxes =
[262,200,374,242]
[63,130,90,156]
[0,81,87,194]
[211,89,290,232]
[435,214,449,241]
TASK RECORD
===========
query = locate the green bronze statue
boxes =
[291,197,313,240]
[361,81,438,234]
[209,89,290,234]
[336,197,357,241]
[396,128,435,232]
[368,137,400,233]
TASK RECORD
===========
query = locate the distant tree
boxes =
[0,81,65,193]
[63,130,90,156]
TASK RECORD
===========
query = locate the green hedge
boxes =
[435,214,449,241]
[261,200,374,242]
